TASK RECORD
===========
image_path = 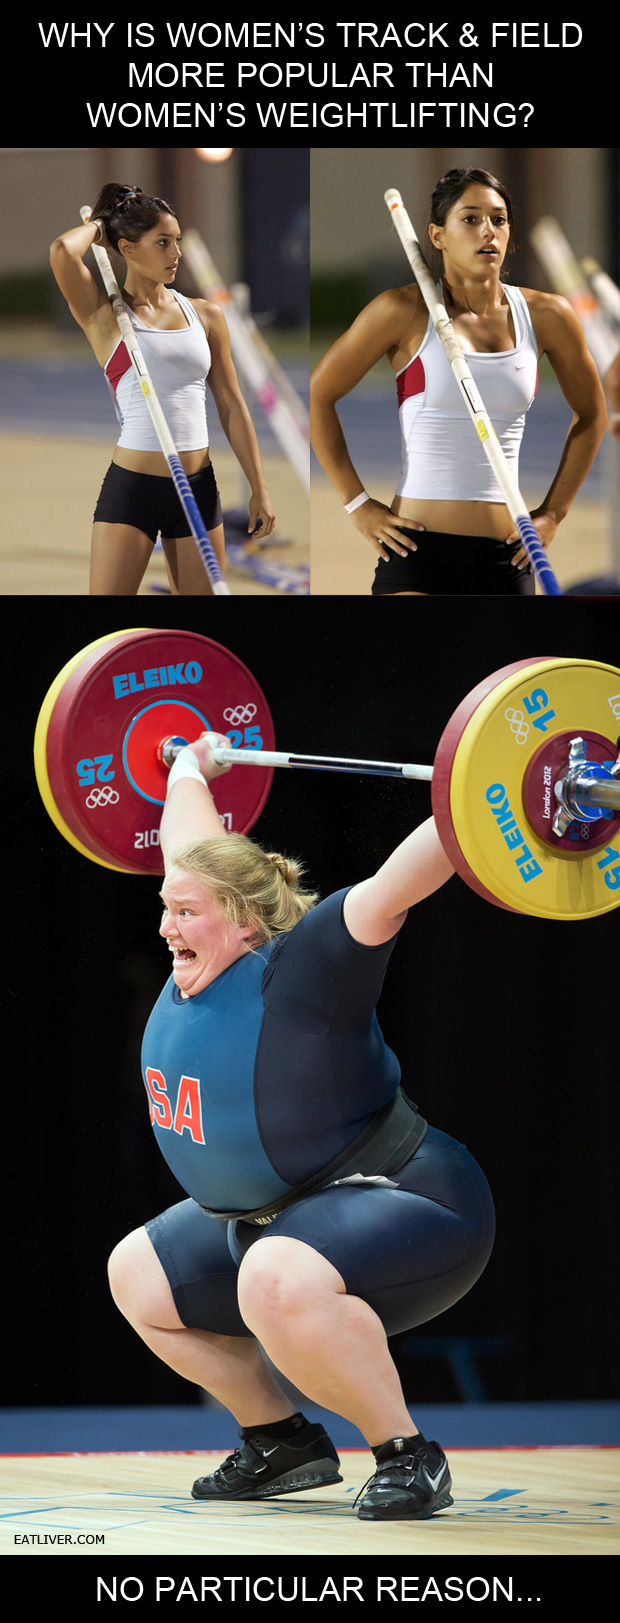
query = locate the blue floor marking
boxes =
[484,1487,527,1499]
[2,1495,614,1526]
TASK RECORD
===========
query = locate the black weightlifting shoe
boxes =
[356,1433,453,1520]
[191,1421,342,1501]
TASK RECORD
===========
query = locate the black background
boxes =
[17,20,616,147]
[6,593,619,1410]
[2,18,618,1611]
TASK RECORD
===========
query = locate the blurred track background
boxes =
[310,146,620,596]
[0,147,310,595]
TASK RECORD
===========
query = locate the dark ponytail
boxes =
[89,183,175,252]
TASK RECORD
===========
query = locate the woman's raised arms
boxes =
[343,817,454,945]
[49,219,119,366]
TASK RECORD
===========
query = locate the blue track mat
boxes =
[0,356,605,501]
[0,357,309,457]
[323,382,606,498]
[1,1403,618,1453]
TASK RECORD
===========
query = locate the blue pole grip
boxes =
[168,454,229,591]
[516,516,562,596]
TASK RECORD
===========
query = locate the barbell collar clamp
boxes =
[562,771,620,816]
[552,736,620,833]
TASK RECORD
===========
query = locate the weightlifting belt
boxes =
[198,1089,428,1226]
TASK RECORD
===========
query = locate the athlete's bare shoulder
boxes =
[520,285,568,313]
[519,286,576,326]
[183,294,210,319]
[375,283,428,367]
[369,281,424,325]
[311,282,427,397]
[354,282,427,357]
[519,286,585,350]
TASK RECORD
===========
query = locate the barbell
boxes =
[33,629,620,921]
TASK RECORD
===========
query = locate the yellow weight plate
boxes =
[445,658,620,919]
[34,630,148,873]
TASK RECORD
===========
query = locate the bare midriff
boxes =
[391,493,512,539]
[112,445,211,477]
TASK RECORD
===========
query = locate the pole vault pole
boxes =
[385,189,562,597]
[80,206,231,595]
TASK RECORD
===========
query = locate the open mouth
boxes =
[171,946,196,963]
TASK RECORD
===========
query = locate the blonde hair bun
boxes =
[170,834,319,944]
[266,851,302,885]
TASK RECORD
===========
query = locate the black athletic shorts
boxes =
[145,1125,496,1341]
[371,528,535,596]
[93,460,223,544]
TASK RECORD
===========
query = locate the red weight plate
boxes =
[42,630,275,874]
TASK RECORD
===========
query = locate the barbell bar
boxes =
[33,630,620,920]
[162,739,620,850]
[162,738,434,781]
[162,738,620,817]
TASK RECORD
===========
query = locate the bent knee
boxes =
[107,1227,147,1314]
[237,1237,344,1331]
[107,1226,182,1330]
[237,1249,287,1327]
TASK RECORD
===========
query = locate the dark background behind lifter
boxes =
[6,594,618,1412]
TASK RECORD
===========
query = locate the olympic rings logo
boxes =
[504,707,530,745]
[223,703,258,726]
[85,786,120,808]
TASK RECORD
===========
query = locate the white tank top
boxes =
[104,290,211,452]
[395,284,539,502]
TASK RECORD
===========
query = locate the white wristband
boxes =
[344,491,370,515]
[166,747,205,795]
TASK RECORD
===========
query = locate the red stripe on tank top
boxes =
[396,356,426,406]
[105,341,133,396]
